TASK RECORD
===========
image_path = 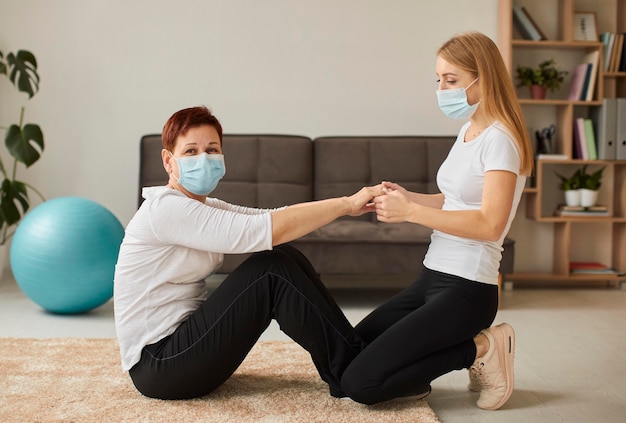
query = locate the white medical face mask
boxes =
[171,152,225,195]
[436,78,480,120]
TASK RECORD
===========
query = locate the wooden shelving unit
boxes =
[498,0,626,286]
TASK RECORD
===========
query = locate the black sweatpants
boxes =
[129,244,365,400]
[341,267,499,405]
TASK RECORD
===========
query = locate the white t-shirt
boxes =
[423,122,526,285]
[114,186,279,371]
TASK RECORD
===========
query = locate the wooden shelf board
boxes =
[518,99,602,106]
[507,272,625,282]
[512,40,603,49]
[532,216,626,223]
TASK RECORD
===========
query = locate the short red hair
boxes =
[162,106,223,151]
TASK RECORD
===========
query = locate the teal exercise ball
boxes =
[10,196,125,314]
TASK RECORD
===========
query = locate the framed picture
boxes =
[573,12,598,41]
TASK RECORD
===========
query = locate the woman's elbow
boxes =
[483,222,507,242]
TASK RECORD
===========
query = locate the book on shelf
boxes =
[583,118,598,160]
[555,204,610,217]
[601,32,614,72]
[609,33,624,72]
[617,99,626,159]
[573,117,589,160]
[536,153,568,160]
[512,3,545,41]
[582,50,600,101]
[570,261,621,275]
[568,63,590,101]
[521,6,547,40]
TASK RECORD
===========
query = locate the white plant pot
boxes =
[564,190,581,207]
[579,188,598,207]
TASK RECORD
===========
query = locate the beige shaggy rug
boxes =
[0,338,440,423]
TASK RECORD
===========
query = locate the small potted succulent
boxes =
[556,168,583,206]
[578,165,605,207]
[516,59,568,99]
[556,165,605,207]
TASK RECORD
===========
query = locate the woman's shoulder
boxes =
[142,186,188,202]
[142,185,172,199]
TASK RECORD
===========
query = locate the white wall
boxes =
[0,0,498,226]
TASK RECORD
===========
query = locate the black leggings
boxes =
[129,244,365,400]
[341,267,499,405]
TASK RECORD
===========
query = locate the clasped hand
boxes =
[373,181,410,223]
[348,181,410,222]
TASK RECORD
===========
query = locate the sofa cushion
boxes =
[313,136,455,221]
[211,135,313,208]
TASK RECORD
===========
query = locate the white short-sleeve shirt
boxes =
[114,186,280,371]
[423,122,526,285]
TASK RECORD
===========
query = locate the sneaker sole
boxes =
[485,323,515,410]
[392,386,432,402]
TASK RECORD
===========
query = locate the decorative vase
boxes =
[530,84,547,100]
[579,188,598,207]
[564,190,581,207]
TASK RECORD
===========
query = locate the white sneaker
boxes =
[470,323,515,410]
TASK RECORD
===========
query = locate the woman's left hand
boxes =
[373,187,412,223]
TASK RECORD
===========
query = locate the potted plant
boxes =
[578,165,605,207]
[516,59,568,99]
[555,168,583,206]
[0,50,45,245]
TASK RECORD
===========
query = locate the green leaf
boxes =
[5,123,44,167]
[0,179,29,226]
[7,50,39,98]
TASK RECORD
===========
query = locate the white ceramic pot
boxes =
[579,188,598,207]
[564,190,581,207]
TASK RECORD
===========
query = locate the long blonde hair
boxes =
[438,32,533,176]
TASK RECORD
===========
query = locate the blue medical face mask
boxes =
[436,77,480,120]
[171,152,225,196]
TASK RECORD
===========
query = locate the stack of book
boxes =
[555,205,610,217]
[573,117,598,160]
[568,51,600,102]
[570,261,622,275]
[600,32,626,72]
[512,3,546,41]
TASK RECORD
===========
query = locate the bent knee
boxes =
[341,371,381,405]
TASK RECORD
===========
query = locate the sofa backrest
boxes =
[313,136,455,220]
[138,134,313,208]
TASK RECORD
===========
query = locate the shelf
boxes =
[512,40,603,49]
[532,216,626,223]
[604,72,626,78]
[507,272,625,283]
[518,99,602,106]
[523,186,538,194]
[500,0,626,287]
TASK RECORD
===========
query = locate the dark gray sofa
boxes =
[139,134,515,288]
